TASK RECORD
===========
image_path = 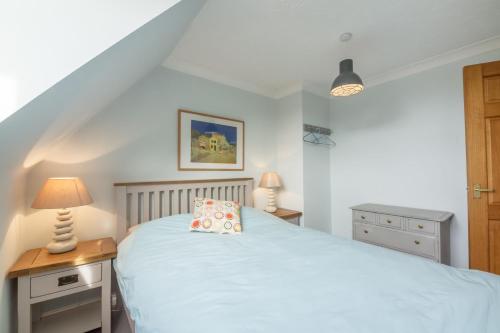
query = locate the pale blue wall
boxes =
[303,91,331,233]
[330,49,500,268]
[24,67,279,251]
[275,92,304,213]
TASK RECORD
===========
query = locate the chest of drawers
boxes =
[351,204,453,264]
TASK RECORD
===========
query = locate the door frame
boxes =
[464,60,500,271]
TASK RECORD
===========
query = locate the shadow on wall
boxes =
[21,132,153,250]
[15,0,207,169]
[22,122,273,250]
[22,206,115,253]
[0,214,22,333]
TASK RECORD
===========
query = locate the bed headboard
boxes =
[114,178,254,242]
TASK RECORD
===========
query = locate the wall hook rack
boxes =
[303,124,336,147]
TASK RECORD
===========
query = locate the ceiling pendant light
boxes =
[330,58,364,97]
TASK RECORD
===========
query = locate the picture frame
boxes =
[178,109,244,171]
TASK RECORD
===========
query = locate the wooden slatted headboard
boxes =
[114,178,254,242]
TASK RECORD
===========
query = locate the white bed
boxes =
[113,178,500,333]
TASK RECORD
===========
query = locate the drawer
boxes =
[354,223,437,260]
[407,234,436,259]
[352,210,377,224]
[31,263,102,298]
[407,218,436,235]
[378,214,403,229]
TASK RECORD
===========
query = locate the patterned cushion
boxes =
[190,198,242,234]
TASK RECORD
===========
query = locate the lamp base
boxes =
[47,208,78,254]
[264,188,278,213]
[265,206,277,213]
[47,236,78,254]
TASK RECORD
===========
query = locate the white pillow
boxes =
[190,198,242,234]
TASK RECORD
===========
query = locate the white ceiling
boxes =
[165,0,500,98]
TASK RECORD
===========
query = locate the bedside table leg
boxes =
[101,260,111,333]
[18,276,31,333]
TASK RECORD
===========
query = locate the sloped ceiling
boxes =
[164,0,500,97]
[0,0,206,170]
[0,0,191,123]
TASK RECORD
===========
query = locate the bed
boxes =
[113,178,500,333]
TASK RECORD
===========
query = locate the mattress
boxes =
[115,207,500,333]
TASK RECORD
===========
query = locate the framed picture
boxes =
[178,109,244,171]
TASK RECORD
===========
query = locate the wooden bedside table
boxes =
[270,208,302,226]
[9,238,117,333]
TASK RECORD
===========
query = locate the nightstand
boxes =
[9,238,117,333]
[270,208,302,226]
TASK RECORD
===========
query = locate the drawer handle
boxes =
[414,240,420,245]
[361,215,366,220]
[386,220,392,224]
[58,274,79,286]
[364,230,369,234]
[418,224,424,229]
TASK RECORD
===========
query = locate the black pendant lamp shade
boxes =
[330,59,364,97]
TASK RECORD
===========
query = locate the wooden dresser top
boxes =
[8,238,117,278]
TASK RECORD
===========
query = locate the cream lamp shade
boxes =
[32,178,93,209]
[259,172,281,213]
[259,172,281,188]
[32,178,93,254]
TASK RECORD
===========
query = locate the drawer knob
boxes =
[364,230,369,234]
[418,224,424,229]
[58,274,79,286]
[361,215,366,220]
[414,240,420,245]
[387,220,392,224]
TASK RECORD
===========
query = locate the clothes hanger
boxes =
[303,124,336,147]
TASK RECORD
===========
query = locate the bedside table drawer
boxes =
[31,263,102,298]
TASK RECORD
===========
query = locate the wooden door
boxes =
[464,60,500,273]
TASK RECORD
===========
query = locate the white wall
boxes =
[23,67,277,250]
[0,0,193,122]
[303,91,331,233]
[275,93,304,214]
[330,49,500,268]
[272,90,333,232]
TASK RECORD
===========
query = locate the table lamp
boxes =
[31,177,93,254]
[259,172,281,213]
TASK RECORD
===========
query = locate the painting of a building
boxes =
[191,120,237,163]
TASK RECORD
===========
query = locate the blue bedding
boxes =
[115,207,500,333]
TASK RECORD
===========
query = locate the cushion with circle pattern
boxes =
[190,198,242,234]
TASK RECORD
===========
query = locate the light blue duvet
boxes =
[115,208,500,333]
